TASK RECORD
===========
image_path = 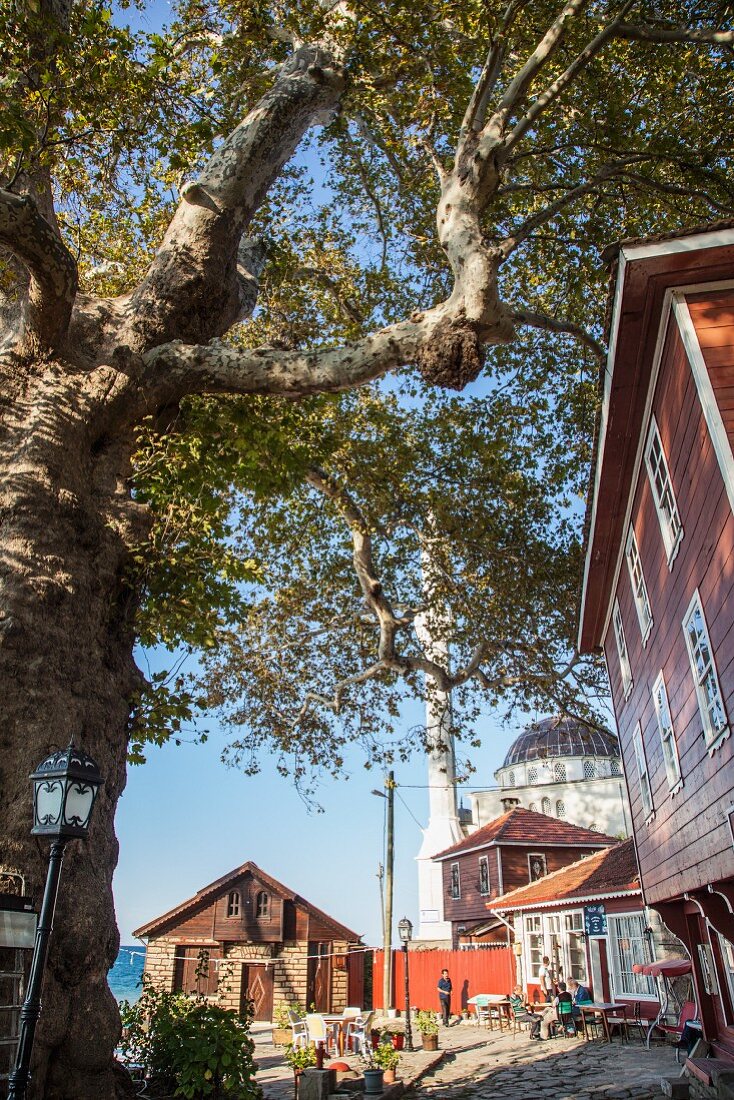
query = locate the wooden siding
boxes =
[213,881,284,942]
[442,844,609,927]
[604,299,734,905]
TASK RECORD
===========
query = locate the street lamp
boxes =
[8,745,103,1100]
[397,916,413,1052]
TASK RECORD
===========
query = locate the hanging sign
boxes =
[584,904,607,937]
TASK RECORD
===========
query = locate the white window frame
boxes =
[607,913,657,1000]
[528,853,547,882]
[449,862,461,900]
[626,528,653,645]
[556,799,566,818]
[633,722,654,822]
[683,590,729,751]
[523,910,587,984]
[652,671,682,793]
[478,856,489,897]
[613,599,634,699]
[644,416,683,565]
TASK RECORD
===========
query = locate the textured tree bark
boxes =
[0,363,142,1098]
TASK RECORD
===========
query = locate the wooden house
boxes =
[579,225,734,1063]
[432,805,616,946]
[492,839,666,1016]
[133,861,363,1021]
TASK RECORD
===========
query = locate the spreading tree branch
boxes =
[0,187,78,353]
[512,308,606,361]
[614,23,734,47]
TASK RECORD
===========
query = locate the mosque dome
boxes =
[501,716,619,767]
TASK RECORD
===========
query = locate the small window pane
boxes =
[626,529,653,644]
[556,800,566,818]
[683,594,728,746]
[652,672,682,790]
[554,762,567,782]
[542,797,551,815]
[583,760,596,780]
[613,600,634,698]
[633,723,653,820]
[645,418,683,563]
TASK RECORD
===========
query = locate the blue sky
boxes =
[113,656,516,946]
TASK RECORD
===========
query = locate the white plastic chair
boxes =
[346,1010,374,1053]
[306,1013,335,1054]
[288,1009,308,1050]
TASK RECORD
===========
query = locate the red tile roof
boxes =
[133,861,361,942]
[491,838,639,910]
[433,807,617,860]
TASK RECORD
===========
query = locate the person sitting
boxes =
[531,982,569,1040]
[509,984,531,1027]
[568,979,592,1018]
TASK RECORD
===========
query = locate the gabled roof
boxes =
[491,838,639,912]
[133,860,361,942]
[432,807,617,861]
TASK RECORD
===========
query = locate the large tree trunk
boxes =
[0,359,140,1098]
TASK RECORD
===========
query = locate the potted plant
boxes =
[283,1043,317,1100]
[360,1041,385,1094]
[373,1042,400,1084]
[273,1003,304,1046]
[415,1010,439,1052]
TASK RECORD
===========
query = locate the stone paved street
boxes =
[253,1020,682,1100]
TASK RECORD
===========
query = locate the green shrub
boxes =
[119,978,261,1099]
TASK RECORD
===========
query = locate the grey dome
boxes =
[502,716,619,767]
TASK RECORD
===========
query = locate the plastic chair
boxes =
[288,1010,309,1050]
[557,995,577,1037]
[306,1013,335,1054]
[346,1010,374,1053]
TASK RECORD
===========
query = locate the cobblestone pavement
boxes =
[253,1021,682,1100]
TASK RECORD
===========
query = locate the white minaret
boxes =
[414,572,464,943]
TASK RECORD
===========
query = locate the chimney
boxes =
[501,796,521,813]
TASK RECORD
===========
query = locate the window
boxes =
[478,857,489,896]
[564,912,587,982]
[528,853,547,882]
[255,891,270,919]
[583,760,596,780]
[626,528,653,645]
[174,946,221,996]
[607,914,656,999]
[589,822,598,831]
[226,890,240,918]
[449,863,461,899]
[554,762,567,782]
[556,800,566,818]
[683,592,728,748]
[541,797,551,815]
[613,599,634,698]
[633,722,653,820]
[508,770,515,787]
[529,802,538,813]
[717,933,734,1022]
[652,672,682,792]
[645,417,683,564]
[528,766,539,785]
[525,915,543,977]
[611,758,622,778]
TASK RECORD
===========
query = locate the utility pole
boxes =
[376,863,385,941]
[383,771,395,1013]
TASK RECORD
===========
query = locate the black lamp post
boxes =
[8,745,103,1100]
[397,916,413,1052]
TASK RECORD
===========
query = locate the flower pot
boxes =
[383,1069,396,1084]
[391,1034,404,1051]
[421,1033,438,1052]
[363,1069,384,1094]
[272,1027,292,1046]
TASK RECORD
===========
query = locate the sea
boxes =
[108,945,146,1004]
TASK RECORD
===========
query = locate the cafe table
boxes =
[578,1002,627,1043]
[321,1013,356,1056]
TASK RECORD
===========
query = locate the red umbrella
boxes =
[632,958,692,978]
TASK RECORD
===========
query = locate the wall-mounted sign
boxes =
[584,904,607,937]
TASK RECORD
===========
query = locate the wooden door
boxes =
[242,964,273,1021]
[307,943,332,1012]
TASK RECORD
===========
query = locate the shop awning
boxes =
[632,958,692,978]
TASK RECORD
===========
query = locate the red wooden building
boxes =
[579,226,734,1062]
[432,805,616,946]
[134,861,363,1021]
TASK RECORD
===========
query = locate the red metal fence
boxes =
[372,947,516,1012]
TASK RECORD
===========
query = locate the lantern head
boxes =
[30,745,103,839]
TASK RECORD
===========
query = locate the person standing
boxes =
[538,956,555,1003]
[437,968,452,1026]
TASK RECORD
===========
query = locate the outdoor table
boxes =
[487,999,512,1031]
[578,1003,627,1043]
[321,1014,351,1056]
